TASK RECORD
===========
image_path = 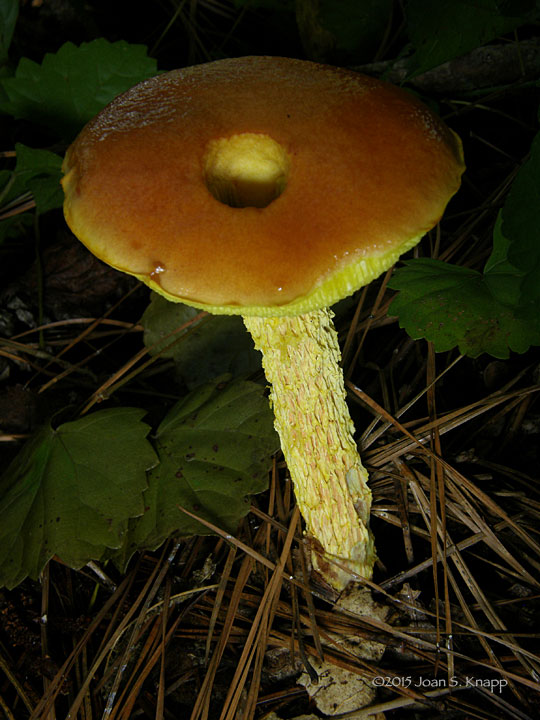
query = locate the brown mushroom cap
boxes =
[62,56,464,316]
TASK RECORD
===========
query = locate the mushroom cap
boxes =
[62,56,464,317]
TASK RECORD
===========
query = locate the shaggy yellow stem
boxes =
[244,308,375,589]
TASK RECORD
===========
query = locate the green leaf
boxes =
[406,0,534,77]
[388,121,540,359]
[317,0,392,58]
[112,376,279,569]
[387,253,540,358]
[13,143,63,213]
[0,409,158,589]
[141,292,262,389]
[0,144,63,241]
[499,129,540,337]
[0,0,18,64]
[502,132,540,288]
[0,211,32,243]
[0,39,158,138]
[483,213,524,307]
[232,0,294,8]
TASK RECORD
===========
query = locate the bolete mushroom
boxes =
[62,56,464,589]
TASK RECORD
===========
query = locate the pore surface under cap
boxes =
[62,56,464,316]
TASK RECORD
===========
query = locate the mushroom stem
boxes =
[244,307,375,589]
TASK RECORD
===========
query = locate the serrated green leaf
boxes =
[389,122,540,360]
[0,408,158,589]
[388,257,540,358]
[0,39,157,138]
[0,0,18,64]
[141,292,262,389]
[0,211,32,243]
[13,143,63,213]
[406,0,534,77]
[0,144,63,240]
[112,377,279,570]
[232,0,294,8]
[502,131,540,303]
[483,213,524,307]
[317,0,392,58]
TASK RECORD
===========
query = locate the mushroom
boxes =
[62,56,464,589]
